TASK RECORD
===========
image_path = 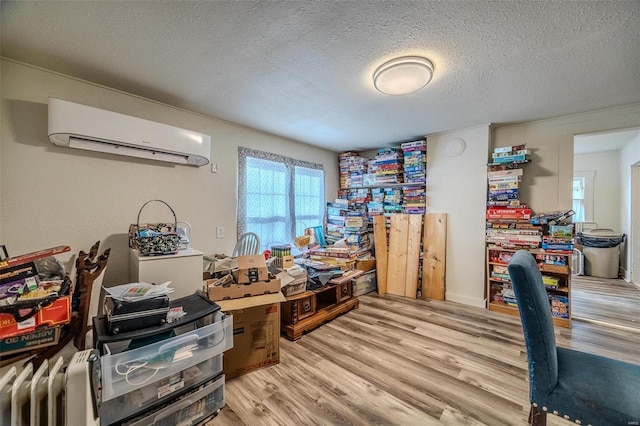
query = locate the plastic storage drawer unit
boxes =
[124,374,225,426]
[99,354,223,426]
[100,314,232,402]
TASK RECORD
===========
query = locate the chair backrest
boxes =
[507,250,558,400]
[233,232,261,257]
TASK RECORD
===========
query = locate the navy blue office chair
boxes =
[507,250,640,425]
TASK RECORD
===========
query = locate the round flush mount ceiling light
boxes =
[373,56,434,95]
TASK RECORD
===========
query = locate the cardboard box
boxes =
[271,255,294,269]
[0,295,72,339]
[216,293,285,379]
[1,326,61,356]
[233,254,269,284]
[205,278,281,301]
[355,259,376,273]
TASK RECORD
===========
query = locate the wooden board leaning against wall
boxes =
[373,213,447,300]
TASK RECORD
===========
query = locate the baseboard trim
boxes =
[446,292,486,308]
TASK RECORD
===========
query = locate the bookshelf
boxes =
[487,246,571,328]
[485,144,573,328]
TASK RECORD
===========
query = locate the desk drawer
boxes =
[336,282,352,302]
[101,314,232,401]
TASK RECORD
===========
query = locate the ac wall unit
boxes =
[48,98,211,166]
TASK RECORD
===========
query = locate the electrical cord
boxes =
[113,318,229,387]
[115,361,162,386]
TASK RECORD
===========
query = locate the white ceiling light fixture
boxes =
[373,56,434,95]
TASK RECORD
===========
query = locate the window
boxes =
[572,171,595,223]
[572,177,586,222]
[238,147,325,250]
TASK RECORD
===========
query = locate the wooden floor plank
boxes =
[211,294,640,426]
[571,275,640,330]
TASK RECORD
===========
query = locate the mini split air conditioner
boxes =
[48,98,211,166]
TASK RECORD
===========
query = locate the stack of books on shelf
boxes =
[339,151,368,188]
[486,144,541,248]
[401,140,427,184]
[374,148,404,184]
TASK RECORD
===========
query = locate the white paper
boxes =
[104,281,174,301]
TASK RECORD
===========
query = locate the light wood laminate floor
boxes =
[210,294,640,425]
[571,275,640,331]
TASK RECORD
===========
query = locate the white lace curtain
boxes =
[237,147,325,250]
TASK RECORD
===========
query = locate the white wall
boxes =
[574,150,621,231]
[619,135,640,281]
[493,104,640,280]
[426,125,490,307]
[0,59,339,287]
[493,104,640,215]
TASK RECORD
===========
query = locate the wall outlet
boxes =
[216,226,224,239]
[211,163,218,173]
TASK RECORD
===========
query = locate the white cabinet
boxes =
[129,248,204,300]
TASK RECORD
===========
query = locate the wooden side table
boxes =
[281,282,359,341]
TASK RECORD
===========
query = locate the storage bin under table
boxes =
[352,270,377,296]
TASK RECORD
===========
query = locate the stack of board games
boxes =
[401,140,426,184]
[374,148,404,184]
[486,144,541,248]
[401,140,427,215]
[402,186,426,215]
[339,151,368,188]
[343,211,370,250]
[382,187,403,215]
[542,224,574,253]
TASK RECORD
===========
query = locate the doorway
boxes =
[572,128,640,331]
[632,163,640,286]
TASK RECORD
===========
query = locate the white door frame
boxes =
[631,162,640,285]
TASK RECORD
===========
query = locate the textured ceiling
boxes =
[1,1,639,152]
[575,129,640,154]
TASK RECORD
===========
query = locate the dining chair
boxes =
[232,232,261,257]
[507,249,640,426]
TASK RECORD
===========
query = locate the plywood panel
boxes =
[386,214,409,296]
[422,213,447,300]
[373,215,388,295]
[404,214,423,298]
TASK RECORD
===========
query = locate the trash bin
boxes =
[576,229,625,279]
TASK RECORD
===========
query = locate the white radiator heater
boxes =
[0,350,99,426]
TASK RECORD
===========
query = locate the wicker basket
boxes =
[133,200,181,256]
